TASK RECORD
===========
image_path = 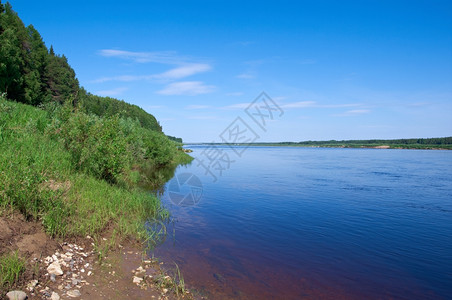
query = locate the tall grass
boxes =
[0,251,25,292]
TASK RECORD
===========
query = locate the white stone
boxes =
[26,279,38,291]
[132,276,143,284]
[136,266,145,273]
[66,289,81,298]
[51,292,60,300]
[6,291,27,300]
[47,261,63,276]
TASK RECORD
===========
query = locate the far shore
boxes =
[185,143,452,150]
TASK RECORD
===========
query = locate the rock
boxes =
[132,276,143,284]
[47,261,63,276]
[87,271,92,276]
[26,279,38,291]
[66,290,81,298]
[6,290,27,300]
[51,292,60,300]
[162,288,168,294]
[50,274,56,282]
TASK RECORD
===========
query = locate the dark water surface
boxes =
[151,146,452,299]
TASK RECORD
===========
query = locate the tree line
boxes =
[0,1,169,135]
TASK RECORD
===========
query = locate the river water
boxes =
[151,146,452,299]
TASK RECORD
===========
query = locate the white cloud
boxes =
[282,101,316,108]
[98,49,183,64]
[155,63,211,80]
[95,87,128,96]
[335,109,371,117]
[319,103,363,108]
[93,63,211,83]
[157,81,215,96]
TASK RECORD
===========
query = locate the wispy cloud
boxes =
[95,50,212,87]
[155,63,211,80]
[335,109,371,117]
[95,87,128,96]
[98,49,184,64]
[93,63,211,83]
[281,101,316,108]
[157,81,215,96]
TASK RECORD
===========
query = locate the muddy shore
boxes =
[0,213,198,300]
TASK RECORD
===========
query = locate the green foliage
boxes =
[167,135,183,143]
[79,89,162,132]
[0,251,25,291]
[0,2,78,105]
[0,94,191,239]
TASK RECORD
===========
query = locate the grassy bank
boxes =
[0,94,192,291]
[0,95,189,237]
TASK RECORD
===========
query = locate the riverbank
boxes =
[0,96,195,299]
[0,212,197,299]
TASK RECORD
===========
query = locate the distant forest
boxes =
[244,137,452,149]
[0,1,182,139]
[203,137,452,149]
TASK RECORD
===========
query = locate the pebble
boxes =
[51,292,60,300]
[26,279,38,291]
[6,291,27,300]
[47,261,63,276]
[132,276,143,284]
[67,289,81,298]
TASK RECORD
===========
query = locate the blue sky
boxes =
[11,0,452,142]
